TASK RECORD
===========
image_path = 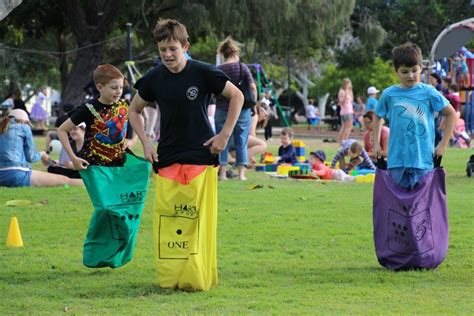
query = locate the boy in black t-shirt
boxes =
[129,19,243,168]
[129,19,243,290]
[58,64,136,168]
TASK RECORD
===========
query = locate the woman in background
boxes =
[0,109,82,187]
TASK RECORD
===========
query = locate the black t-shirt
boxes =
[13,99,28,114]
[134,59,229,168]
[69,99,129,166]
[55,114,70,128]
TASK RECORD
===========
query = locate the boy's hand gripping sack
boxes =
[372,157,448,271]
[80,152,151,268]
[153,164,218,291]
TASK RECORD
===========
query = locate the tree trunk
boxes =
[61,46,104,107]
[60,0,121,107]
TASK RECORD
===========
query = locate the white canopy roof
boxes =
[430,18,474,62]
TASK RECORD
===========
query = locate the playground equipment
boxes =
[247,64,291,127]
[125,23,142,85]
[430,18,474,134]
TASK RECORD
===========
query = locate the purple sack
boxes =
[373,167,449,271]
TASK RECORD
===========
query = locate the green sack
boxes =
[79,152,151,268]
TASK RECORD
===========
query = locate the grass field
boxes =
[0,136,473,315]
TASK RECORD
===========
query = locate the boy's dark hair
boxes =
[93,64,124,86]
[153,19,188,46]
[449,83,459,92]
[349,141,362,155]
[218,36,240,59]
[281,127,294,138]
[430,73,441,84]
[392,42,422,70]
[363,110,374,121]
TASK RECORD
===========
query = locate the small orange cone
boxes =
[6,216,24,247]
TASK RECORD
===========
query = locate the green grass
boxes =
[0,136,473,315]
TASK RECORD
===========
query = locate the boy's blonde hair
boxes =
[93,64,124,86]
[218,36,240,59]
[281,127,294,138]
[392,42,422,70]
[153,19,189,46]
[349,141,362,155]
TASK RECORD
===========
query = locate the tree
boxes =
[355,0,474,60]
[60,0,123,106]
[2,0,357,108]
[0,1,69,94]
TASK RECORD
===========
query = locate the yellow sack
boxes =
[153,164,218,291]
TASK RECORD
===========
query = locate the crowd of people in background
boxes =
[1,36,472,188]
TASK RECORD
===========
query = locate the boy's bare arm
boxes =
[435,105,456,157]
[57,118,89,170]
[372,114,383,158]
[129,93,157,163]
[204,81,243,154]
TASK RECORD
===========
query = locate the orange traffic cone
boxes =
[6,216,24,247]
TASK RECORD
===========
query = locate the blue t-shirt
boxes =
[365,96,378,113]
[375,83,449,170]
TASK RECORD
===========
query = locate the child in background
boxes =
[47,122,85,179]
[45,103,75,153]
[363,110,390,162]
[274,127,297,164]
[441,77,450,95]
[353,96,365,131]
[445,83,460,113]
[449,111,470,148]
[330,139,376,171]
[373,42,456,189]
[57,64,136,169]
[460,53,469,88]
[309,150,355,181]
[365,86,379,113]
[30,87,49,130]
[305,99,320,131]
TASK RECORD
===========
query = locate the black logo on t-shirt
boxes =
[186,86,199,100]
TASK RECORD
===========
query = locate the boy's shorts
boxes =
[388,167,430,189]
[307,118,320,126]
[0,169,31,187]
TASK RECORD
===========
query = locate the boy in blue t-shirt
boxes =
[373,42,456,189]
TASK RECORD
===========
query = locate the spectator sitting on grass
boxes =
[45,103,75,153]
[309,150,355,181]
[363,110,389,162]
[47,122,86,179]
[330,139,376,172]
[274,127,297,165]
[0,109,83,187]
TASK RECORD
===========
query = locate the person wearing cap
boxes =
[0,109,83,187]
[308,150,355,182]
[365,86,379,113]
